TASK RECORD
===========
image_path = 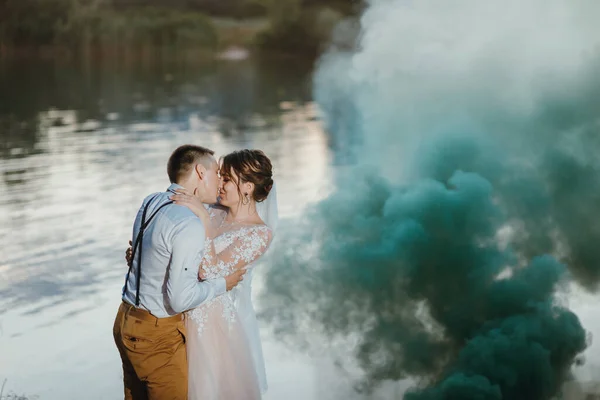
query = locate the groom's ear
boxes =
[194,163,207,180]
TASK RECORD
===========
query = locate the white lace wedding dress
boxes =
[186,206,272,400]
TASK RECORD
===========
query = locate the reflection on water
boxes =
[0,54,340,399]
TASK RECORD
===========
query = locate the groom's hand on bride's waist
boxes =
[225,269,245,291]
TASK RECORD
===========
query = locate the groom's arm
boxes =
[166,218,226,313]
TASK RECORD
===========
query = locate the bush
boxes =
[0,0,71,46]
[256,5,346,58]
[1,1,219,51]
[255,20,320,57]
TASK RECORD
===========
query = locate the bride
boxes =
[170,149,277,399]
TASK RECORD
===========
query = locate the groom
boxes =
[113,144,244,400]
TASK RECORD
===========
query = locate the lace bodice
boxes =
[202,224,272,279]
[187,207,273,335]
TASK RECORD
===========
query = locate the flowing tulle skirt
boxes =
[186,301,261,400]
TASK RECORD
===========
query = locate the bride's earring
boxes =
[242,193,250,205]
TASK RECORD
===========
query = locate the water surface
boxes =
[1,54,599,400]
[0,54,338,399]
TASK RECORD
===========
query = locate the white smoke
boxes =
[317,0,600,175]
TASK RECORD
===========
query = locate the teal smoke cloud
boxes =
[260,1,599,398]
[262,169,587,398]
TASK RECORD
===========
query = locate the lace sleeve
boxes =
[201,226,273,278]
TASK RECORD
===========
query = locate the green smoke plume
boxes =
[260,1,598,398]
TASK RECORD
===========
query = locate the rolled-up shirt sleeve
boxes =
[167,217,226,313]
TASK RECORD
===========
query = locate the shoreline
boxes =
[0,17,270,62]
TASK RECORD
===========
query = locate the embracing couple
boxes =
[113,144,278,400]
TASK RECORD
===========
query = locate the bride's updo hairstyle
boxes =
[220,149,273,203]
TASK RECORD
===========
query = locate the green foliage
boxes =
[111,0,267,19]
[0,0,71,45]
[0,0,358,55]
[255,4,348,57]
[57,6,218,49]
[0,0,218,50]
[255,19,320,57]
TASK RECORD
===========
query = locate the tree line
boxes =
[0,0,360,57]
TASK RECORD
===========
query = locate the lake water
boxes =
[0,53,330,399]
[1,54,600,400]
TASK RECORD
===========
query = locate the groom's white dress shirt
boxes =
[122,183,226,317]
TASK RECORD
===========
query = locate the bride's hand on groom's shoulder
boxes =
[170,189,209,220]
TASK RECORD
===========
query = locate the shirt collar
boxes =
[167,183,184,194]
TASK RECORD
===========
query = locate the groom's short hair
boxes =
[168,145,215,183]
